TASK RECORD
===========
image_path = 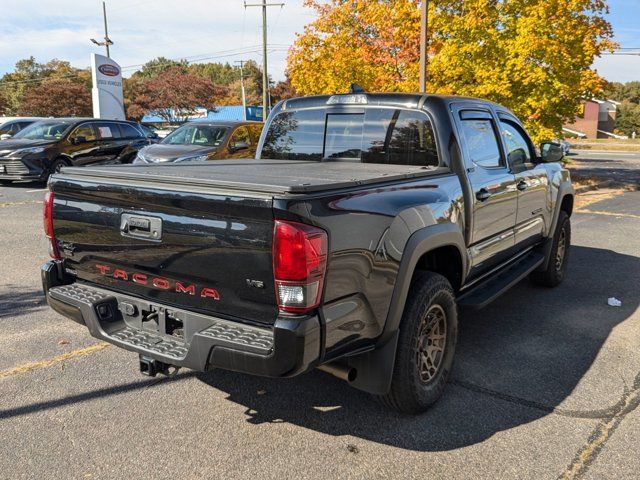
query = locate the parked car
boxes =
[42,93,572,413]
[152,125,180,138]
[0,118,149,183]
[559,139,571,155]
[133,121,263,164]
[138,124,161,142]
[0,117,43,140]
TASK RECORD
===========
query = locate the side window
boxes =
[362,109,439,166]
[230,126,251,145]
[458,117,502,168]
[71,123,97,142]
[96,123,123,140]
[499,120,533,169]
[119,123,143,139]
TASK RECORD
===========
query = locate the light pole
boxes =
[90,1,113,57]
[235,60,248,121]
[244,0,284,120]
[419,0,429,93]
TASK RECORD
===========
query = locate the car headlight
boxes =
[9,146,45,157]
[174,154,209,163]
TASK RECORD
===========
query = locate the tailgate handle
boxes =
[120,214,162,241]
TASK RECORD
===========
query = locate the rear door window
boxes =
[119,123,144,139]
[458,115,502,168]
[96,123,123,140]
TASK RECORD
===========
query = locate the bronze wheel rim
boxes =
[415,304,447,383]
[555,228,566,272]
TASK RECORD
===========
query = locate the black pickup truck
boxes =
[42,93,573,413]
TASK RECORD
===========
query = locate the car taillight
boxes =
[43,191,60,260]
[273,220,328,314]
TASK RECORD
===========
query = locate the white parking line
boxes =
[26,188,47,193]
[573,151,637,156]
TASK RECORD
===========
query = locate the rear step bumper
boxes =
[41,261,320,377]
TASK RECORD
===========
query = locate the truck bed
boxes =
[61,159,448,194]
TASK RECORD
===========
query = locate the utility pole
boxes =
[90,1,113,57]
[419,0,429,93]
[235,60,248,121]
[244,0,284,121]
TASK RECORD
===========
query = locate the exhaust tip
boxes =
[318,363,357,383]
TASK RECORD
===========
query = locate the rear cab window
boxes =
[261,107,439,167]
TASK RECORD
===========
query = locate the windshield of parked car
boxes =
[13,121,72,140]
[161,125,228,147]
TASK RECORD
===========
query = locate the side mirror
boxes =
[71,136,87,145]
[229,141,249,152]
[539,141,564,163]
[0,134,11,140]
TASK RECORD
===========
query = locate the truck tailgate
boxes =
[50,174,278,324]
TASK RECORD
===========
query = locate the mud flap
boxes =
[345,330,399,395]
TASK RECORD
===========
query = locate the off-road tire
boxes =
[530,211,571,287]
[379,271,458,414]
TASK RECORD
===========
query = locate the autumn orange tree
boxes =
[18,79,92,117]
[126,67,227,122]
[288,0,615,139]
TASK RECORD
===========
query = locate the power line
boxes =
[0,46,289,87]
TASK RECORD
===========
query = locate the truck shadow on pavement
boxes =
[197,245,639,451]
[0,288,46,318]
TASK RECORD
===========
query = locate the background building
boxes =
[563,99,622,138]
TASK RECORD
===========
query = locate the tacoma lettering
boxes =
[94,264,220,300]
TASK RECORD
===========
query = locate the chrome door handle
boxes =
[475,189,491,201]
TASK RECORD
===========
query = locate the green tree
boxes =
[0,57,90,115]
[615,101,640,136]
[136,57,189,78]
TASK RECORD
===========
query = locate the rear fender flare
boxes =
[381,222,467,343]
[346,223,467,395]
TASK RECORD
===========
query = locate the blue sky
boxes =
[0,0,638,83]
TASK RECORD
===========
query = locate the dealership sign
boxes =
[91,53,125,120]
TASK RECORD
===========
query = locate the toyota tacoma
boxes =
[41,93,573,413]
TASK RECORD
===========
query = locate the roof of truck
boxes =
[280,92,503,111]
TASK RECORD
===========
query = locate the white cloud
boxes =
[0,0,316,80]
[593,54,640,83]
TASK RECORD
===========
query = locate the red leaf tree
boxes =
[126,67,227,122]
[18,79,92,117]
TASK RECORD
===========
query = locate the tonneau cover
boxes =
[61,159,448,194]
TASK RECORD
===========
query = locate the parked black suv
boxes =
[0,118,149,183]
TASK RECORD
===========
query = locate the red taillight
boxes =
[273,220,328,314]
[43,191,60,259]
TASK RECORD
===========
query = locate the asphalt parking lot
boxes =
[1,160,638,479]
